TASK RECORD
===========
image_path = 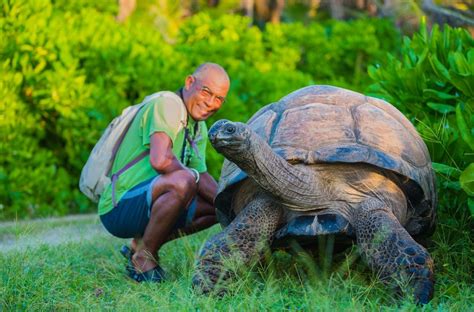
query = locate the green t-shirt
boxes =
[98,94,208,215]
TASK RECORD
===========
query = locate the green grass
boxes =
[0,212,473,311]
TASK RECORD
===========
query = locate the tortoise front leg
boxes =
[353,199,434,304]
[193,195,282,294]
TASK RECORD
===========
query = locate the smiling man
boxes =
[98,63,230,282]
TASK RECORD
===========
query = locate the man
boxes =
[98,63,230,282]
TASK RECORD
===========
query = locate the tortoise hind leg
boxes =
[192,195,282,294]
[353,198,434,304]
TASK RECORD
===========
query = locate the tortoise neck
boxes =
[229,131,325,210]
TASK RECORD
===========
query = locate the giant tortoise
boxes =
[193,85,436,304]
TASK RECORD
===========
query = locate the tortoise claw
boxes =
[413,278,434,305]
[192,264,231,297]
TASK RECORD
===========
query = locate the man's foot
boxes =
[128,264,166,283]
[130,238,139,253]
[132,249,159,272]
[120,245,166,283]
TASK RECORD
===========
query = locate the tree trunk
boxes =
[422,0,474,27]
[208,0,220,7]
[366,0,377,16]
[255,0,270,22]
[254,0,285,25]
[116,0,136,23]
[330,0,345,20]
[269,0,285,24]
[355,0,364,10]
[308,0,321,18]
[241,0,254,21]
[381,0,394,18]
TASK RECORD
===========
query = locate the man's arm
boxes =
[149,132,200,184]
[197,172,218,204]
[149,132,184,174]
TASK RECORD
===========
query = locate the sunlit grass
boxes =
[0,214,472,311]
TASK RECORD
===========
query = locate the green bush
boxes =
[368,22,474,216]
[264,18,400,90]
[0,0,399,219]
[1,0,179,218]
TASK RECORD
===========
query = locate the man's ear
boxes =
[184,75,194,90]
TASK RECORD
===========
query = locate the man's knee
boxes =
[164,169,198,200]
[175,170,198,197]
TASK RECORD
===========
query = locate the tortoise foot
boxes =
[354,201,435,304]
[192,231,234,295]
[404,262,434,305]
[193,196,281,295]
[412,275,434,305]
[395,242,434,304]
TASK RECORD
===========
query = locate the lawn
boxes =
[0,212,472,311]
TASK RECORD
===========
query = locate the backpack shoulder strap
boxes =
[107,102,148,176]
[110,149,149,207]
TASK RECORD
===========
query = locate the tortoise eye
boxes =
[224,124,236,134]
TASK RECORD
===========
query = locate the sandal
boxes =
[119,245,166,283]
[120,245,135,274]
[128,264,166,283]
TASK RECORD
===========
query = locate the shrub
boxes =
[368,22,474,216]
[0,0,180,218]
[265,18,400,90]
[0,1,399,219]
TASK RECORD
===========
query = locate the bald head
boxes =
[192,63,230,87]
[183,63,230,121]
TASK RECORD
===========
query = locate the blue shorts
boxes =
[100,176,198,238]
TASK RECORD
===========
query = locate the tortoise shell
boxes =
[215,85,436,238]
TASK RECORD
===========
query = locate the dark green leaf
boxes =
[432,162,462,178]
[469,198,474,217]
[450,71,474,97]
[429,55,450,81]
[427,102,456,114]
[456,104,474,151]
[448,51,472,75]
[423,89,457,100]
[443,180,461,191]
[460,163,474,196]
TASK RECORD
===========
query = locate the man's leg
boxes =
[132,169,197,273]
[184,195,217,233]
[165,195,217,241]
[129,191,217,255]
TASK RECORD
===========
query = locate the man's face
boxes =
[184,75,229,121]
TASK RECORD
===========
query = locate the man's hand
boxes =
[197,172,218,205]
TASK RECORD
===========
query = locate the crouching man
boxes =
[98,63,230,282]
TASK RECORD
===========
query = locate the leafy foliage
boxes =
[0,0,399,219]
[1,0,179,218]
[368,22,474,216]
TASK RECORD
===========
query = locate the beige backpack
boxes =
[79,91,185,203]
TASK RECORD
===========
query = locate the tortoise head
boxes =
[209,120,252,155]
